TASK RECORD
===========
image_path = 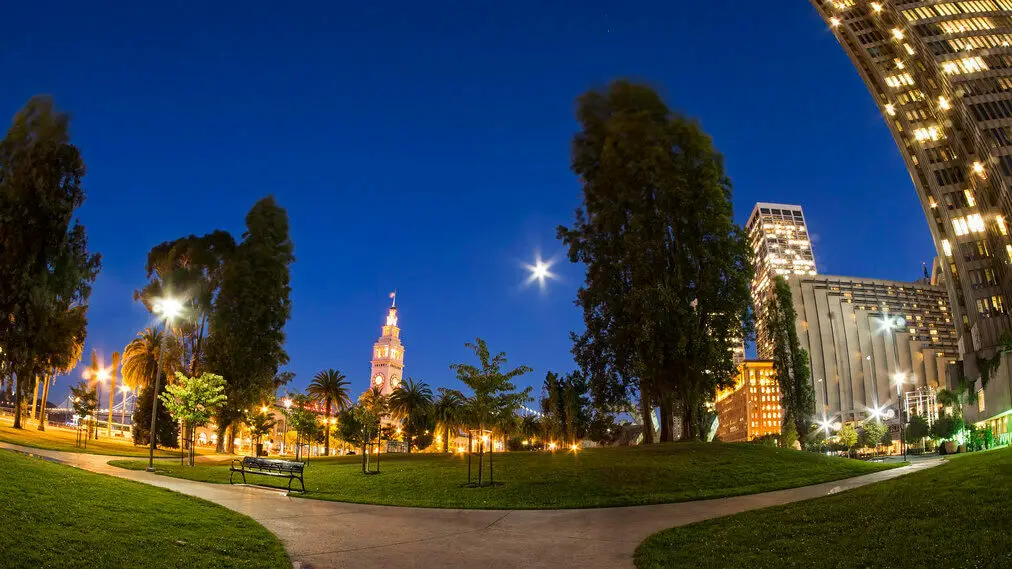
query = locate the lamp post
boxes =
[282,397,291,456]
[94,369,109,440]
[893,372,907,461]
[146,297,182,472]
[119,384,131,427]
[878,315,909,459]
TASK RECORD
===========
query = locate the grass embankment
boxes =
[111,441,894,509]
[0,418,182,457]
[636,448,1012,569]
[0,449,289,569]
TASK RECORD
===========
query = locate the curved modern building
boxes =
[811,0,1012,435]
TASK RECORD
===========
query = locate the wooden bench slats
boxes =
[229,456,306,492]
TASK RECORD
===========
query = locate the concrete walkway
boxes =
[1,442,942,569]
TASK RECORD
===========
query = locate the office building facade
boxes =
[747,203,818,358]
[811,1,1012,431]
[715,361,782,442]
[791,273,959,423]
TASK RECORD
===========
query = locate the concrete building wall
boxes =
[791,274,959,423]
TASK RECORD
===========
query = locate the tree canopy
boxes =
[558,80,753,442]
[204,196,294,451]
[763,276,815,441]
[0,96,101,429]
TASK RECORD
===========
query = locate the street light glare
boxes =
[524,254,557,289]
[96,368,110,382]
[154,297,183,319]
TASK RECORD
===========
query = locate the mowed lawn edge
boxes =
[634,447,1012,569]
[110,442,897,510]
[0,420,189,457]
[0,449,290,569]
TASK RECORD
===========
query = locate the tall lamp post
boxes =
[893,372,907,461]
[89,368,110,440]
[146,297,182,472]
[878,315,909,459]
[282,397,292,456]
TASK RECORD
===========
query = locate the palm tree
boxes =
[389,378,434,453]
[307,369,352,457]
[121,328,181,391]
[359,386,389,472]
[433,388,464,453]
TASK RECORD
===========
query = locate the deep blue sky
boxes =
[1,1,934,404]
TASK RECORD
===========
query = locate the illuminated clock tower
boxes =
[370,293,404,396]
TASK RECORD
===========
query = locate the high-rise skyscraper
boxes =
[746,203,818,358]
[811,1,1012,433]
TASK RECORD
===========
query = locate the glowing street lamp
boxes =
[524,253,556,290]
[147,296,183,472]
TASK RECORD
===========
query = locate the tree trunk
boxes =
[680,400,692,440]
[362,429,368,473]
[659,397,673,442]
[37,373,52,432]
[215,421,228,453]
[639,380,654,444]
[226,422,237,454]
[13,366,30,429]
[324,401,331,457]
[443,426,450,453]
[29,375,40,421]
[406,426,412,454]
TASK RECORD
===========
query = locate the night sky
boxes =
[0,1,935,403]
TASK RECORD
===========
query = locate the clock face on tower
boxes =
[374,374,384,387]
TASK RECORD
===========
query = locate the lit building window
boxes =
[998,216,1008,236]
[942,239,953,257]
[913,126,942,141]
[953,217,969,236]
[885,73,915,88]
[964,189,976,207]
[968,213,986,233]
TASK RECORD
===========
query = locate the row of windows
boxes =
[942,55,987,74]
[957,76,1012,97]
[968,267,999,288]
[925,146,958,164]
[904,1,1012,23]
[916,17,1004,38]
[935,165,966,186]
[977,294,1007,316]
[969,98,1012,121]
[941,188,975,209]
[932,32,1012,55]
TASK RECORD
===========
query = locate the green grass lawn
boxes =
[0,418,186,457]
[635,447,1012,569]
[0,449,289,569]
[111,441,895,509]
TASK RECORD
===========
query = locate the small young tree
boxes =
[837,423,858,451]
[448,338,532,487]
[159,371,227,465]
[69,381,97,448]
[358,387,387,473]
[862,420,888,456]
[284,393,320,461]
[247,410,277,456]
[905,414,930,448]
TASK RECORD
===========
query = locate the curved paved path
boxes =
[1,441,941,569]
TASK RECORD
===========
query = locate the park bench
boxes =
[229,456,305,492]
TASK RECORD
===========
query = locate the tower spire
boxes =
[390,290,397,308]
